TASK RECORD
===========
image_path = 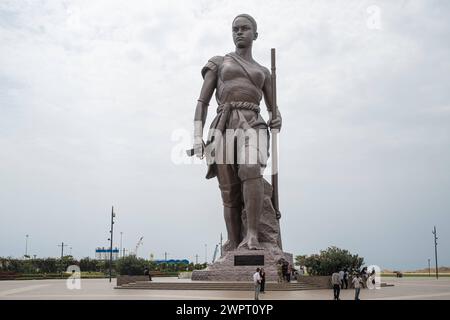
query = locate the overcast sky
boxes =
[1,0,449,270]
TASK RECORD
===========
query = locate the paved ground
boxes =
[0,277,449,300]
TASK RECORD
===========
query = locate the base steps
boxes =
[115,280,328,291]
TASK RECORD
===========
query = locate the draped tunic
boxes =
[202,52,270,179]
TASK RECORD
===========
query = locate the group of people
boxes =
[253,261,306,300]
[277,259,298,283]
[331,267,377,300]
[253,267,266,300]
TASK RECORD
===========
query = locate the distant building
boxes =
[95,247,119,260]
[154,259,190,264]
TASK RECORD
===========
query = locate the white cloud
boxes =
[1,0,449,268]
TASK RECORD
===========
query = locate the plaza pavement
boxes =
[0,277,449,300]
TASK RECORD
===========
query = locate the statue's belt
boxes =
[213,101,260,134]
[216,101,260,114]
[186,102,260,158]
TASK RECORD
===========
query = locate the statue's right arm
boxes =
[194,69,217,141]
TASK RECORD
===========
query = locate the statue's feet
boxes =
[222,240,238,252]
[238,234,262,250]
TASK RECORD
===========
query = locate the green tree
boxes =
[295,255,307,267]
[296,246,364,276]
[116,256,147,276]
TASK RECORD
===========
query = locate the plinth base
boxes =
[192,248,293,281]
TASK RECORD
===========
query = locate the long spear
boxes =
[271,48,282,249]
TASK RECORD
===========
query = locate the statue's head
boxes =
[232,14,258,48]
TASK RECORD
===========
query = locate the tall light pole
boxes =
[428,259,431,277]
[25,234,29,258]
[195,254,199,265]
[69,247,72,256]
[109,206,116,283]
[120,232,123,258]
[164,252,168,262]
[432,226,438,279]
[58,242,69,259]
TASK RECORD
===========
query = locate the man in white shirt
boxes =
[352,274,363,300]
[253,268,262,300]
[331,271,341,300]
[339,269,345,289]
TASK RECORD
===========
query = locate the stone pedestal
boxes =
[192,176,290,282]
[192,248,293,281]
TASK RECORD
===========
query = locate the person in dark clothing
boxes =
[343,268,349,289]
[259,268,266,293]
[281,261,288,282]
[286,264,292,283]
[361,267,368,288]
[144,267,152,281]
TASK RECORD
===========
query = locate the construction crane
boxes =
[135,236,144,257]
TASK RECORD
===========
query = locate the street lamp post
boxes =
[120,232,123,258]
[432,226,439,279]
[25,234,29,258]
[428,259,431,277]
[205,244,207,264]
[58,242,69,259]
[109,206,116,283]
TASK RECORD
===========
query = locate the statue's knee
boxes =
[238,164,262,182]
[219,183,242,207]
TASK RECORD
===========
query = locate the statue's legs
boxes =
[238,164,263,250]
[223,206,241,251]
[217,164,242,251]
[216,128,268,251]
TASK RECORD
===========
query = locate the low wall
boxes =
[178,272,192,279]
[117,275,149,286]
[298,275,332,289]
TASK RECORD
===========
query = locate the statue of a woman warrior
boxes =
[191,14,282,252]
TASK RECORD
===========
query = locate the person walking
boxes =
[331,271,341,300]
[259,268,266,294]
[343,269,349,289]
[352,274,363,300]
[339,269,345,289]
[277,261,283,283]
[144,267,152,281]
[370,268,376,285]
[253,268,262,300]
[360,267,368,288]
[282,261,288,282]
[299,266,305,276]
[286,263,292,283]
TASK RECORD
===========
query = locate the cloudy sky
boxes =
[1,0,449,270]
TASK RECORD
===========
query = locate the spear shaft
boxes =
[271,48,282,250]
[271,48,280,216]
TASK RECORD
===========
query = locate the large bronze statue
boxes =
[191,14,282,253]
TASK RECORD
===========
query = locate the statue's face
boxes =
[232,17,257,48]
